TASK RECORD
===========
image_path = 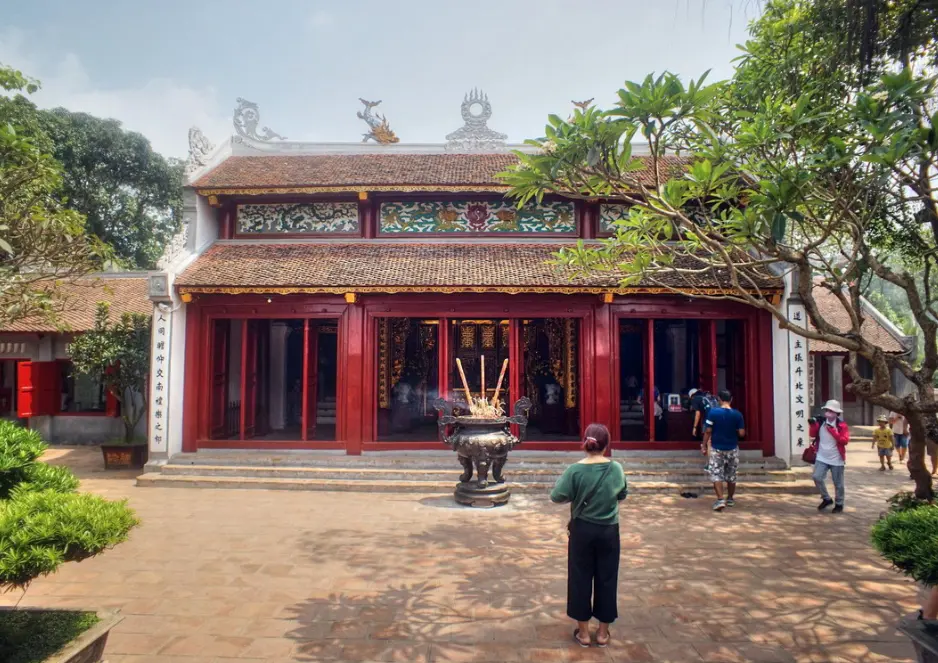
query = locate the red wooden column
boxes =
[183,301,203,451]
[757,311,777,457]
[645,318,655,442]
[508,319,521,436]
[239,319,249,441]
[593,302,614,437]
[343,300,366,455]
[437,318,449,403]
[301,319,310,441]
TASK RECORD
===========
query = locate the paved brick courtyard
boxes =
[1,446,924,662]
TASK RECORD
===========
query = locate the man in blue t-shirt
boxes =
[702,389,746,512]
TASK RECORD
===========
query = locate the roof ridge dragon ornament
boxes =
[233,98,286,142]
[184,127,214,175]
[357,98,400,144]
[445,88,507,152]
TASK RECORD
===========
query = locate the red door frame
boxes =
[183,295,347,452]
[610,299,775,456]
[181,293,776,456]
[359,294,594,452]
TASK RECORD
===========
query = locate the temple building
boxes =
[144,94,802,467]
[0,274,151,443]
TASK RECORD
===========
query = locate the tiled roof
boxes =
[175,243,781,294]
[0,276,151,333]
[808,286,907,353]
[193,153,689,192]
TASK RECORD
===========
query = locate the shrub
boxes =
[0,421,138,590]
[872,505,938,587]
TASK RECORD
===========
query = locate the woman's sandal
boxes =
[596,632,610,648]
[573,629,590,647]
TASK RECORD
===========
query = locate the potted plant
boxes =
[69,303,150,469]
[871,492,938,662]
[0,420,138,662]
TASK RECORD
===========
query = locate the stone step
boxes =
[166,451,788,471]
[136,473,817,495]
[157,464,798,483]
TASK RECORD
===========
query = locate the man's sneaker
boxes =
[712,499,726,511]
[818,498,834,511]
[725,498,736,507]
[832,504,844,514]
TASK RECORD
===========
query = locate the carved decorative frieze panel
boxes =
[237,202,360,234]
[599,203,630,233]
[379,200,575,234]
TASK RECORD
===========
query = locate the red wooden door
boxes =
[210,321,229,438]
[242,320,259,440]
[17,361,58,417]
[305,325,319,440]
[728,321,747,413]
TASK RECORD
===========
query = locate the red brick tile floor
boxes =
[1,444,924,662]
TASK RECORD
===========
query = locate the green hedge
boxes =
[0,420,139,590]
[872,504,938,587]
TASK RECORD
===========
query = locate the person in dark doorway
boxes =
[550,423,627,648]
[624,374,638,409]
[809,399,850,513]
[689,387,717,441]
[702,389,745,512]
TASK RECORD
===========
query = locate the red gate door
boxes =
[242,320,259,440]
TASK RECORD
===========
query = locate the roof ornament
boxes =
[445,88,507,152]
[184,126,214,175]
[233,97,286,142]
[357,98,400,144]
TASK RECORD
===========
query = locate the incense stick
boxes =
[492,358,508,406]
[480,355,486,404]
[455,358,473,406]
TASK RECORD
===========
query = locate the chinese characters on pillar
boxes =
[148,307,172,453]
[788,304,809,448]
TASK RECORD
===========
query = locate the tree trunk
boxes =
[906,400,935,500]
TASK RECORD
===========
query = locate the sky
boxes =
[1,0,763,159]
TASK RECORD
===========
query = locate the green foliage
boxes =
[872,504,938,586]
[68,304,151,443]
[0,63,109,328]
[0,91,183,269]
[0,421,48,499]
[0,490,138,588]
[0,610,99,663]
[0,421,138,590]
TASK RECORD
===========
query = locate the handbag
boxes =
[567,462,613,536]
[802,442,818,464]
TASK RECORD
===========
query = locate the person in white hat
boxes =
[808,399,850,513]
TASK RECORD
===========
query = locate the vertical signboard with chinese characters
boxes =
[148,307,171,455]
[788,303,809,451]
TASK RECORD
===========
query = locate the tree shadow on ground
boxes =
[281,477,917,663]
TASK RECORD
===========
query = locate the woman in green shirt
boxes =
[550,423,628,647]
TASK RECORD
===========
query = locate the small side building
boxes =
[807,286,916,425]
[0,273,152,443]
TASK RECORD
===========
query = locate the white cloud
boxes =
[307,9,335,31]
[0,28,229,158]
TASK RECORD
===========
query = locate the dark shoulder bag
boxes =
[567,462,613,536]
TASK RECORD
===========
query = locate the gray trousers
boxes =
[813,461,845,506]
